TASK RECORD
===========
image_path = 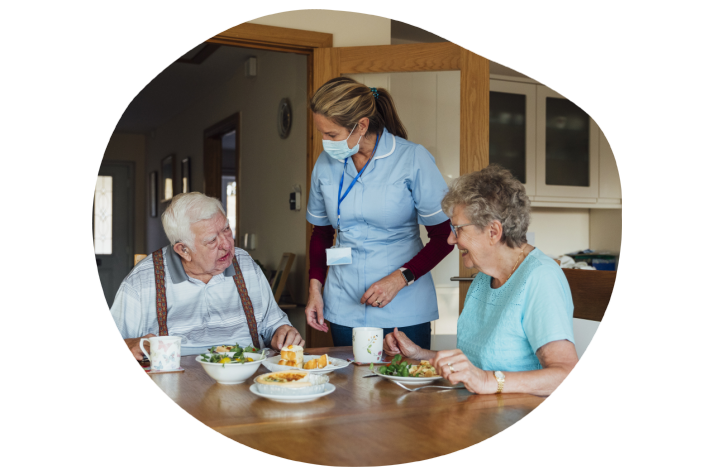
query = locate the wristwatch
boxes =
[493,371,505,394]
[399,267,415,286]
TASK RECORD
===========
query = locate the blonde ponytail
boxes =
[311,77,408,140]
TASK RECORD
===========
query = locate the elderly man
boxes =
[111,192,304,359]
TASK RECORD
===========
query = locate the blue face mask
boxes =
[322,124,362,161]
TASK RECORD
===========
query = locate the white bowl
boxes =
[196,352,265,385]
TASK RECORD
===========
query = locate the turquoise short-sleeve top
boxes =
[457,248,575,372]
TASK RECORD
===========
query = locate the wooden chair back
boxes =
[270,252,296,302]
[562,269,616,322]
[134,254,148,266]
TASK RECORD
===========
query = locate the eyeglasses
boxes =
[449,222,475,238]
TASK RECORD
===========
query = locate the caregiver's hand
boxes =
[430,349,490,394]
[361,270,406,308]
[305,279,329,332]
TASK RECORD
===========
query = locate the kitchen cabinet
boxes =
[489,77,621,208]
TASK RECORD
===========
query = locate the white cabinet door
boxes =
[489,79,537,196]
[598,129,622,201]
[535,85,599,200]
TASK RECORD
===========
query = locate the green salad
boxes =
[201,344,265,367]
[370,354,438,377]
[371,354,409,376]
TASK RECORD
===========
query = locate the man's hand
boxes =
[125,334,156,360]
[271,325,305,351]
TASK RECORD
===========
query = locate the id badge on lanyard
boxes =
[326,134,380,266]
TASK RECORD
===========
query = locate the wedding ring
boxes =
[376,301,382,306]
[448,362,455,372]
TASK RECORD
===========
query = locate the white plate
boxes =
[370,370,444,384]
[262,355,350,375]
[249,383,336,403]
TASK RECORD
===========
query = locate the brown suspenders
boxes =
[151,249,261,348]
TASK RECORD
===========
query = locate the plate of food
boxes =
[249,383,336,403]
[369,355,443,384]
[262,345,350,374]
[249,370,335,403]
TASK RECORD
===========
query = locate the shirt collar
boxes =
[372,128,396,160]
[165,246,236,285]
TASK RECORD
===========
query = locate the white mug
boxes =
[352,327,384,363]
[140,336,182,371]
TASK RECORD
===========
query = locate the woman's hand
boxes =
[383,328,425,360]
[430,349,492,394]
[361,270,406,308]
[305,279,329,332]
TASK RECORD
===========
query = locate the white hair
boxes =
[161,192,226,251]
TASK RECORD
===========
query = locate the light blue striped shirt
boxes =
[111,247,291,355]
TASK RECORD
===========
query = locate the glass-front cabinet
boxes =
[489,79,616,206]
[535,85,599,199]
[489,79,536,196]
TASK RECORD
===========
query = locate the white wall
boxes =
[102,132,146,253]
[529,207,591,257]
[590,208,622,253]
[249,10,391,47]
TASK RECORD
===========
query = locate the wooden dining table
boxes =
[149,346,545,466]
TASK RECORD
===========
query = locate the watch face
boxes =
[402,268,415,283]
[494,371,505,380]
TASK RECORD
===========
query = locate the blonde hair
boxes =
[311,77,408,139]
[161,192,226,251]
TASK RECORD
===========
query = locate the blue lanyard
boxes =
[337,133,381,232]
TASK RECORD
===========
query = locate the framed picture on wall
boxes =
[181,157,191,193]
[160,155,174,203]
[149,171,158,217]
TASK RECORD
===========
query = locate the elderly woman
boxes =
[383,166,578,396]
[111,192,304,358]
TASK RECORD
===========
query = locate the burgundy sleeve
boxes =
[309,225,336,286]
[402,219,454,281]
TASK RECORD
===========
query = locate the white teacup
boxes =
[352,327,384,363]
[140,336,182,371]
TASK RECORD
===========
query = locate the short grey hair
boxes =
[161,192,226,251]
[441,165,531,248]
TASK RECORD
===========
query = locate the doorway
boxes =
[94,161,135,307]
[204,113,240,243]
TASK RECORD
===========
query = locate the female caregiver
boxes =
[305,77,454,347]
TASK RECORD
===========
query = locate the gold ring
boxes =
[448,362,455,372]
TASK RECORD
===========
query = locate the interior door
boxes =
[307,42,490,348]
[94,162,134,308]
